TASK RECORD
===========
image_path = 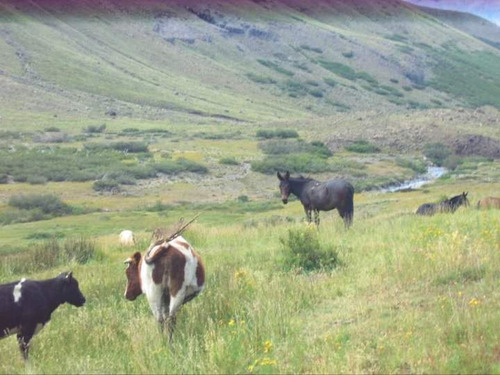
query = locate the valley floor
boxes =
[0,178,498,374]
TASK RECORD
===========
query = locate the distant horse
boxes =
[416,192,469,216]
[477,197,500,210]
[277,171,354,228]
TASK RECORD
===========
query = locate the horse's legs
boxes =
[313,209,320,226]
[304,207,312,223]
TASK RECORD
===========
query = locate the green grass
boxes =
[429,48,500,108]
[0,190,498,373]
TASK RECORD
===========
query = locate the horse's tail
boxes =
[344,183,354,228]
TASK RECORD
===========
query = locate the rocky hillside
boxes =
[0,0,499,129]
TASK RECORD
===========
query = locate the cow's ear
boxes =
[285,171,290,179]
[277,172,283,181]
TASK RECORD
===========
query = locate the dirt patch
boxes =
[453,134,500,158]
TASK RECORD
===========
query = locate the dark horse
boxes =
[416,192,469,216]
[277,171,354,228]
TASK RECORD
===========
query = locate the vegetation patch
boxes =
[219,157,239,166]
[300,44,323,53]
[1,238,98,276]
[429,47,500,108]
[396,157,427,174]
[280,227,340,272]
[256,129,299,139]
[257,59,294,76]
[259,139,332,158]
[245,73,277,84]
[345,140,380,153]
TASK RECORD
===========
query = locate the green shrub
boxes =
[342,51,354,58]
[443,154,462,171]
[280,228,340,272]
[9,194,72,215]
[300,45,323,53]
[251,154,333,174]
[395,157,427,174]
[309,89,324,98]
[256,129,299,139]
[83,124,106,133]
[155,158,208,175]
[220,157,239,166]
[345,140,380,153]
[323,78,337,87]
[257,59,294,76]
[93,179,120,192]
[84,141,149,153]
[245,73,277,84]
[44,127,61,132]
[423,143,452,166]
[259,140,332,158]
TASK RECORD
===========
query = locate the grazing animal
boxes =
[124,235,205,343]
[277,171,354,228]
[0,272,85,360]
[119,230,135,246]
[416,192,469,216]
[477,196,500,210]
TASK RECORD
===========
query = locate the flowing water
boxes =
[381,166,447,193]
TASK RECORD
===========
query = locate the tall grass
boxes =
[0,202,498,373]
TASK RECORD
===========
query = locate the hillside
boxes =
[404,0,500,26]
[0,0,500,133]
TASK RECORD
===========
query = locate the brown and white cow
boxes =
[124,235,204,342]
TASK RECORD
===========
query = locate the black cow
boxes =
[0,272,85,360]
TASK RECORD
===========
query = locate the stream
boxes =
[381,166,447,193]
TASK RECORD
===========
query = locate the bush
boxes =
[280,227,340,272]
[251,154,332,174]
[395,157,427,174]
[300,45,323,53]
[83,124,106,133]
[323,78,337,87]
[257,59,294,76]
[220,157,240,166]
[246,73,277,84]
[259,139,332,158]
[309,89,324,98]
[44,127,61,132]
[93,179,120,192]
[345,140,380,153]
[443,154,462,171]
[342,51,354,58]
[84,141,149,153]
[423,142,452,166]
[9,194,72,215]
[256,129,299,139]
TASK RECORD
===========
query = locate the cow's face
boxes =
[59,272,86,307]
[124,252,142,301]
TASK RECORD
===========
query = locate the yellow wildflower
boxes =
[263,340,273,353]
[468,298,481,307]
[228,319,235,326]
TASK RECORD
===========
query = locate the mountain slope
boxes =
[0,0,499,130]
[404,0,500,25]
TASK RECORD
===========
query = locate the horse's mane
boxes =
[290,175,315,183]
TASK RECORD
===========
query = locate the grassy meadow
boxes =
[1,1,500,373]
[0,175,499,374]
